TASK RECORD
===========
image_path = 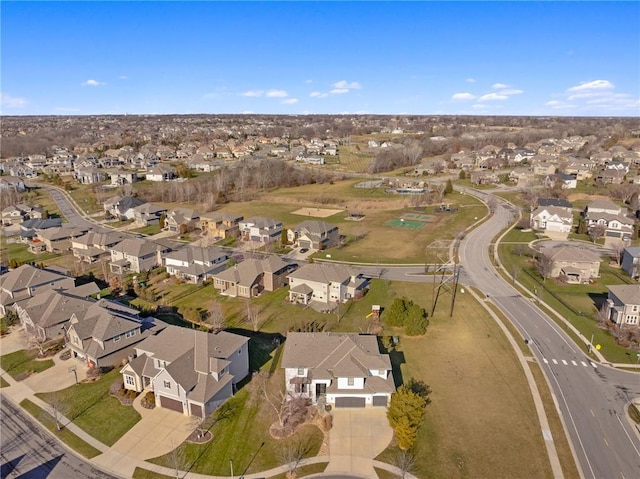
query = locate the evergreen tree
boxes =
[444,179,453,195]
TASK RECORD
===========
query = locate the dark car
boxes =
[299,248,309,254]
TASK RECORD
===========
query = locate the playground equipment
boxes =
[367,305,381,319]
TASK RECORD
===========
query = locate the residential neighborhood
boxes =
[1,113,640,479]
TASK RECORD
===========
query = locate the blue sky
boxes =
[2,1,639,116]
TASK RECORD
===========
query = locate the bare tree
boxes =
[611,241,625,266]
[168,439,188,479]
[208,300,226,332]
[393,449,417,479]
[46,391,69,431]
[536,251,554,281]
[589,224,606,243]
[247,300,260,332]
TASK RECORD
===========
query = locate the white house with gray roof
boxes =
[110,237,171,274]
[120,325,249,417]
[621,247,640,279]
[212,256,293,298]
[164,245,229,284]
[281,332,395,408]
[604,285,640,329]
[530,206,573,235]
[239,217,283,243]
[287,220,339,250]
[287,263,368,306]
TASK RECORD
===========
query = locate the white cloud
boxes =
[242,90,263,97]
[567,80,614,92]
[0,93,27,108]
[330,88,350,94]
[500,89,523,96]
[305,79,313,84]
[332,80,361,90]
[472,104,489,109]
[451,92,476,101]
[310,91,329,98]
[492,83,510,89]
[465,78,476,83]
[266,90,288,98]
[545,100,562,106]
[478,93,509,102]
[118,75,128,80]
[82,79,105,87]
[282,98,299,105]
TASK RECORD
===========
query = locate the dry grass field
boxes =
[377,283,555,479]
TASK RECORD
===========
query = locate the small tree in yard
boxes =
[109,275,122,296]
[444,178,453,195]
[536,252,554,282]
[394,448,417,479]
[208,300,226,332]
[384,297,408,327]
[589,224,606,243]
[47,390,69,431]
[404,303,428,336]
[387,379,430,450]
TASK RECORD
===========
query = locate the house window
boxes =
[238,349,242,355]
[378,369,385,375]
[633,305,639,312]
[164,380,171,389]
[125,375,135,386]
[297,368,304,376]
[113,334,121,342]
[347,377,354,386]
[125,330,136,338]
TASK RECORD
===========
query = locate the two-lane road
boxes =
[460,191,640,479]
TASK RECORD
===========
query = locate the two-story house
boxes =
[584,199,633,245]
[163,207,200,233]
[33,225,89,253]
[287,220,340,250]
[529,206,573,235]
[71,231,128,263]
[110,237,170,274]
[621,247,640,280]
[287,263,368,306]
[145,164,176,182]
[239,217,283,243]
[199,212,244,239]
[164,245,229,284]
[103,195,146,220]
[66,300,160,367]
[281,332,395,408]
[131,203,168,227]
[120,325,249,417]
[212,256,293,298]
[604,285,640,329]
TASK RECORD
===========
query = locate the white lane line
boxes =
[581,361,588,367]
[561,360,568,365]
[552,359,558,365]
[543,358,549,364]
[571,360,578,366]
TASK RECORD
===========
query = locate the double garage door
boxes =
[158,395,184,413]
[334,396,388,408]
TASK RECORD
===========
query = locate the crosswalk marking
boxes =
[571,360,577,366]
[561,360,568,365]
[552,359,558,365]
[543,358,549,364]
[581,361,588,367]
[590,361,597,368]
[544,358,593,367]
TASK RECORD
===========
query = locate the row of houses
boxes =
[530,198,636,246]
[1,264,393,417]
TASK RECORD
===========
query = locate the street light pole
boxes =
[230,459,234,479]
[588,332,594,353]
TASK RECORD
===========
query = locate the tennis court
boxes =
[403,213,434,222]
[386,219,426,229]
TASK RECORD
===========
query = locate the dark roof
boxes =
[537,198,572,208]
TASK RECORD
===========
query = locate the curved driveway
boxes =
[459,189,640,479]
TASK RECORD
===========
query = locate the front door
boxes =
[315,383,326,401]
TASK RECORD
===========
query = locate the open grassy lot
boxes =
[20,185,64,219]
[376,282,554,479]
[331,144,375,173]
[499,243,637,363]
[148,366,324,476]
[20,399,102,459]
[36,368,141,446]
[0,349,54,379]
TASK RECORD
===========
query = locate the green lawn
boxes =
[499,243,638,363]
[0,350,55,379]
[36,369,141,446]
[132,224,162,235]
[269,462,329,479]
[500,228,538,243]
[1,238,61,267]
[132,468,175,479]
[0,376,10,388]
[376,282,554,479]
[148,369,324,475]
[20,399,102,459]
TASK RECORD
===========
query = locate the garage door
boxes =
[190,403,203,417]
[158,395,184,413]
[372,395,388,407]
[299,240,311,249]
[335,397,366,408]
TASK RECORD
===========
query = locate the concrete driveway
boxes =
[324,408,393,477]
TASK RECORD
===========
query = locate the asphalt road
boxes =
[37,185,110,234]
[0,395,118,479]
[459,190,640,479]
